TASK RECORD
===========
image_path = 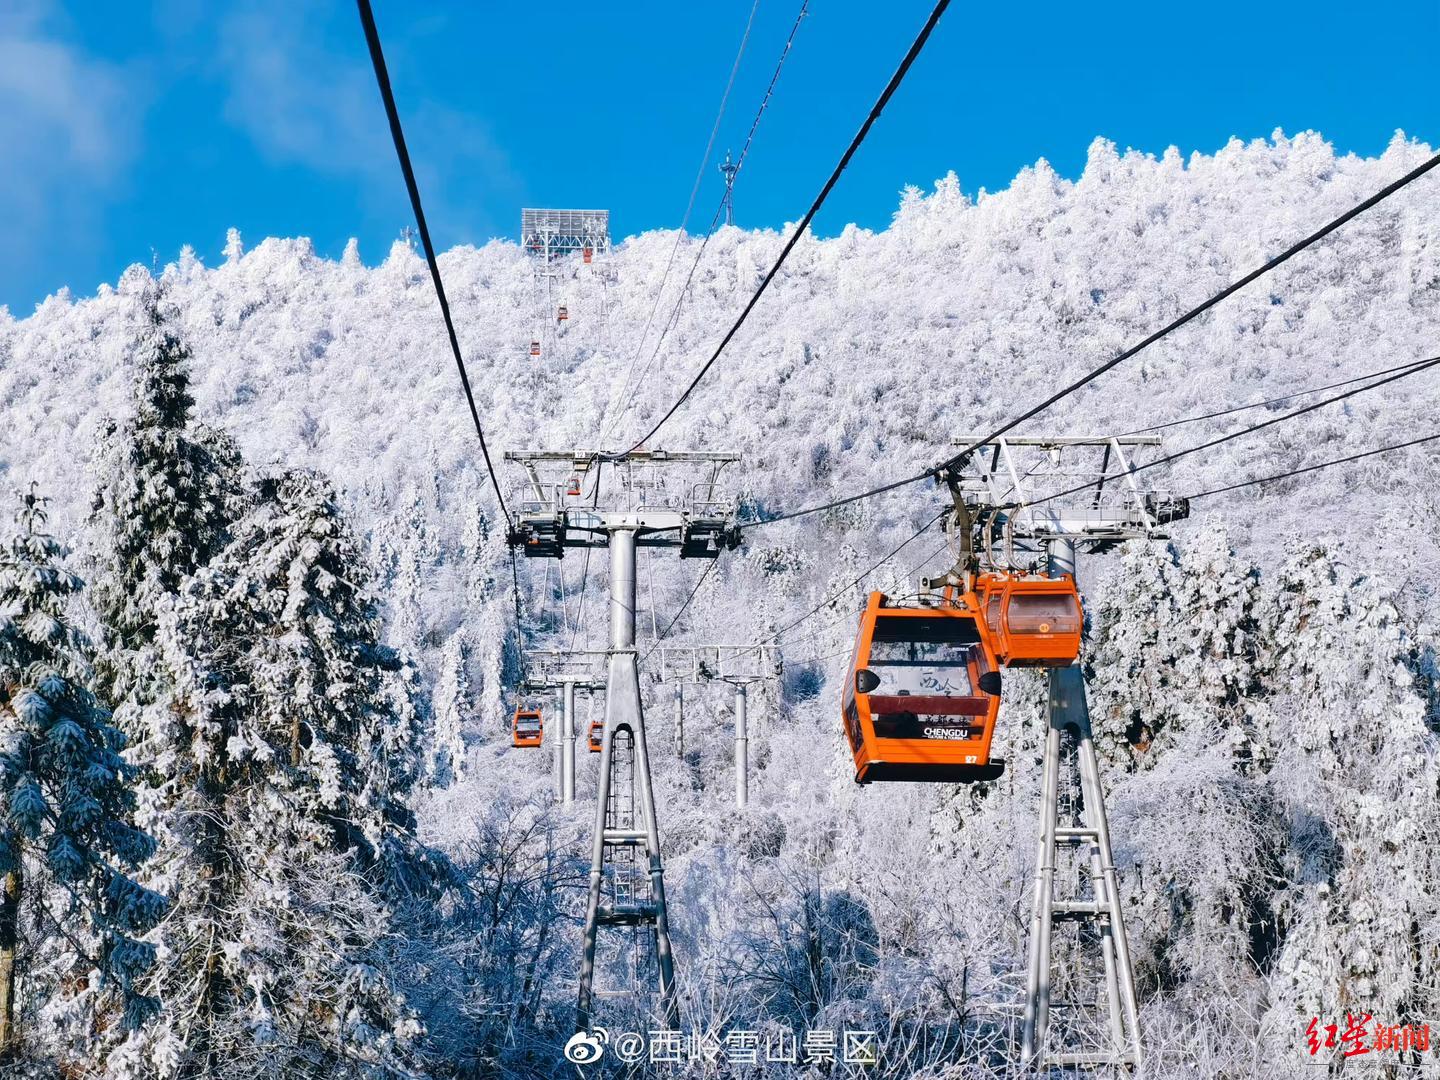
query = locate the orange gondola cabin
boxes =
[976,573,1083,667]
[842,591,1003,785]
[529,340,542,357]
[512,707,543,748]
[588,718,604,753]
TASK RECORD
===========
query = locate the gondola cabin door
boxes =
[842,592,1002,784]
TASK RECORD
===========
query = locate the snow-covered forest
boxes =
[0,130,1437,1077]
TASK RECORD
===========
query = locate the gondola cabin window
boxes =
[867,637,977,695]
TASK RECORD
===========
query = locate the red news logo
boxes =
[1306,1015,1431,1058]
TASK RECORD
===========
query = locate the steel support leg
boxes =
[734,683,749,809]
[551,686,563,802]
[576,529,679,1032]
[675,682,684,759]
[562,680,577,805]
[1076,712,1143,1065]
[1021,539,1142,1068]
[1022,704,1063,1062]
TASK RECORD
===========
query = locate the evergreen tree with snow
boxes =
[433,632,471,785]
[114,469,434,1078]
[1088,520,1269,770]
[212,470,427,883]
[0,487,166,1063]
[90,278,241,717]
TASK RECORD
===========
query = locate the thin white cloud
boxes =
[218,4,386,175]
[0,6,146,303]
[216,0,518,243]
[0,38,123,170]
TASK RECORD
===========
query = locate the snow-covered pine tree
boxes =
[113,468,433,1078]
[0,486,166,1063]
[90,275,241,717]
[1086,525,1286,1069]
[219,470,429,885]
[458,503,507,754]
[433,632,471,785]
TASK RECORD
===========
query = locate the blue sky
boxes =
[1,0,1436,314]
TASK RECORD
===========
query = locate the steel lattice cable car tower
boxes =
[505,449,742,1031]
[936,435,1189,1071]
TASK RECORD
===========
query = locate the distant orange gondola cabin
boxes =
[842,591,1003,785]
[512,707,543,749]
[582,247,593,264]
[529,340,541,357]
[557,305,569,321]
[588,718,604,753]
[975,573,1083,667]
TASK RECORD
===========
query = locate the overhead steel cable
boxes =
[756,508,947,647]
[567,461,606,652]
[743,150,1440,530]
[1117,353,1440,437]
[610,0,811,445]
[761,351,1440,647]
[766,533,949,653]
[935,151,1440,473]
[1185,431,1440,500]
[356,0,509,522]
[778,430,1440,660]
[1012,352,1440,513]
[509,544,527,683]
[609,0,953,458]
[600,0,762,444]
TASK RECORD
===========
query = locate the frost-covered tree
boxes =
[1089,521,1268,770]
[90,278,241,715]
[432,632,471,785]
[114,469,433,1078]
[0,132,1438,1077]
[222,470,428,883]
[1259,546,1440,1051]
[0,487,166,1063]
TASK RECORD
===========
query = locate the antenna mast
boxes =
[718,150,739,226]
